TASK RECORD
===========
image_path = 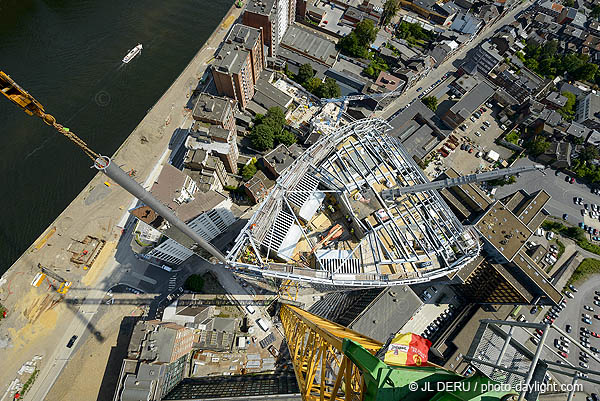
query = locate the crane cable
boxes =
[0,71,99,162]
[38,112,99,161]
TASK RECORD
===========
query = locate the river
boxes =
[0,0,232,274]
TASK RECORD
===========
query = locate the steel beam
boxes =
[94,155,226,264]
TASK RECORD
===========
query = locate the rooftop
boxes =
[192,93,234,124]
[227,119,480,287]
[245,0,276,16]
[280,25,338,67]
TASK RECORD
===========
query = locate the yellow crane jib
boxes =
[0,71,47,119]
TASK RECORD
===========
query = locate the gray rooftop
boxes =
[349,286,423,343]
[193,93,234,124]
[245,0,276,16]
[227,24,262,51]
[280,25,337,67]
[214,42,249,75]
[448,81,495,118]
[253,73,293,110]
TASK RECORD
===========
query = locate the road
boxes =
[377,0,533,121]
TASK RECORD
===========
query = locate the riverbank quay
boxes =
[0,3,243,399]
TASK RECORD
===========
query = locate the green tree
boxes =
[304,77,323,94]
[382,0,399,26]
[580,145,599,162]
[422,95,438,111]
[250,123,274,151]
[339,19,378,58]
[527,137,550,156]
[241,161,257,181]
[297,63,314,84]
[558,91,576,121]
[317,77,341,98]
[184,274,205,292]
[355,19,378,47]
[592,5,600,20]
[263,107,286,132]
[275,130,297,146]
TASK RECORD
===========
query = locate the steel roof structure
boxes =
[227,118,480,287]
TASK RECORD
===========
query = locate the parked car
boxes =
[475,131,481,137]
[565,291,575,299]
[569,284,577,292]
[566,324,572,333]
[563,213,569,220]
[584,305,594,312]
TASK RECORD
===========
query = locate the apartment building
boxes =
[212,25,264,108]
[242,0,296,56]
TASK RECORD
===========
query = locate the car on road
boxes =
[563,213,568,220]
[571,177,576,183]
[475,131,481,136]
[67,335,78,348]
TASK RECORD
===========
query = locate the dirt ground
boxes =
[44,300,143,401]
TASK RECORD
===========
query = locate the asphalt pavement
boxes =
[494,157,600,230]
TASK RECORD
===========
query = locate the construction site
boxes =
[227,118,481,287]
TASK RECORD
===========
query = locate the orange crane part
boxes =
[310,224,343,254]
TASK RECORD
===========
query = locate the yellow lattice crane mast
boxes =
[280,305,520,401]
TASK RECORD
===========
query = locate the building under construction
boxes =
[227,119,480,287]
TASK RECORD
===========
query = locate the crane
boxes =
[381,164,546,199]
[0,71,227,265]
[320,85,404,126]
[38,264,71,294]
[280,304,520,401]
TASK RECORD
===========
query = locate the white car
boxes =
[475,131,481,137]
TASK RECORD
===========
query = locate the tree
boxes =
[241,161,258,181]
[422,95,438,111]
[184,274,205,292]
[558,91,576,121]
[275,130,297,146]
[339,19,378,58]
[317,77,341,98]
[339,32,365,58]
[304,77,322,94]
[263,107,286,133]
[355,19,378,47]
[250,123,274,151]
[592,5,600,20]
[580,145,599,162]
[297,63,314,84]
[528,137,550,156]
[382,0,399,26]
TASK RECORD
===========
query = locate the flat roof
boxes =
[245,0,276,16]
[193,93,234,124]
[213,42,249,75]
[447,81,495,118]
[253,77,293,110]
[280,25,338,67]
[227,24,261,51]
[349,285,423,343]
[475,201,532,262]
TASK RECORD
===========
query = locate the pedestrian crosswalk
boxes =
[168,275,177,291]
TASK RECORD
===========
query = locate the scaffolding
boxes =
[227,118,480,287]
